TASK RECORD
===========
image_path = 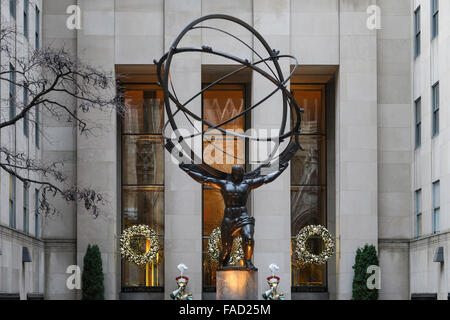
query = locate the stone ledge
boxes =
[378,238,410,250]
[410,230,450,249]
[0,224,44,248]
[43,239,77,252]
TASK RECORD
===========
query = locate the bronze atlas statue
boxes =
[154,14,302,271]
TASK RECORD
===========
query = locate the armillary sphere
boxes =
[154,14,303,179]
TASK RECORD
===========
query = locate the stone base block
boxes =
[216,269,258,300]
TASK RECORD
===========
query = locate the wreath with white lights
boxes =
[207,227,244,266]
[294,225,334,265]
[120,225,160,266]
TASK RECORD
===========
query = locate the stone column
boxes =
[164,0,203,300]
[376,0,412,299]
[76,0,118,300]
[336,0,379,299]
[252,0,291,300]
[42,0,78,300]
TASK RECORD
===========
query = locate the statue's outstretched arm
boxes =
[263,162,289,183]
[249,162,289,189]
[179,163,224,189]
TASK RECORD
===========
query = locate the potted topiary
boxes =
[352,244,379,300]
[82,244,105,300]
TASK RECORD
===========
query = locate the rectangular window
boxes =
[415,190,422,237]
[415,98,421,148]
[9,175,16,228]
[121,85,164,290]
[24,87,29,137]
[35,7,40,49]
[35,105,40,148]
[291,85,327,289]
[414,7,421,58]
[35,189,40,237]
[432,181,440,234]
[431,0,439,39]
[201,84,246,290]
[432,82,439,137]
[9,64,16,120]
[23,184,29,233]
[10,0,16,19]
[24,0,29,38]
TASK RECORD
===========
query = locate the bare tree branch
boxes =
[0,27,125,217]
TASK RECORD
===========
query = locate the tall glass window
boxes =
[414,7,421,58]
[24,0,29,39]
[431,0,439,39]
[291,84,327,289]
[9,175,16,228]
[415,98,421,148]
[202,84,246,291]
[35,105,40,148]
[35,7,40,49]
[415,189,422,237]
[10,0,16,20]
[432,82,439,137]
[35,189,40,237]
[432,181,440,234]
[121,85,164,290]
[23,183,29,233]
[24,87,29,137]
[9,64,16,120]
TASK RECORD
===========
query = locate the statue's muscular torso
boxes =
[220,181,251,208]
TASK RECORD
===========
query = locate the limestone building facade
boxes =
[0,0,448,300]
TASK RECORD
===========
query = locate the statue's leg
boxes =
[220,226,233,268]
[220,237,232,267]
[241,224,257,271]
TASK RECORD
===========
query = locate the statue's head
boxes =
[231,165,244,183]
